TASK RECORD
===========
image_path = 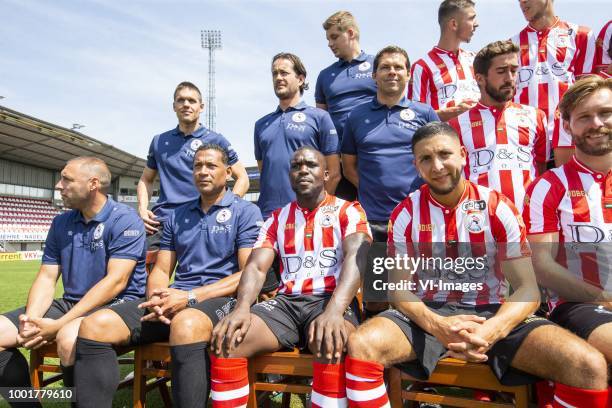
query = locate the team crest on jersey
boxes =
[555,34,570,48]
[508,108,532,127]
[292,112,306,123]
[216,208,232,223]
[358,61,371,71]
[319,213,336,227]
[400,108,416,122]
[93,223,105,240]
[190,139,203,151]
[465,212,485,233]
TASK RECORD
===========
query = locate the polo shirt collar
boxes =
[432,46,464,59]
[338,50,368,65]
[371,96,411,110]
[569,156,609,180]
[190,190,236,212]
[74,196,114,224]
[275,101,308,114]
[174,124,206,138]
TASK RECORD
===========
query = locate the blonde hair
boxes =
[323,11,360,40]
[559,75,612,121]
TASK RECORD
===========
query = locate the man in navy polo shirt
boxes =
[0,157,146,404]
[316,10,377,201]
[342,45,439,315]
[75,144,262,408]
[255,52,340,219]
[138,81,250,248]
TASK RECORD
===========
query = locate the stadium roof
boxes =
[0,105,146,179]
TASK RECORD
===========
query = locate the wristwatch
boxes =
[187,290,197,307]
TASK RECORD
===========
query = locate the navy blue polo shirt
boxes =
[42,197,147,302]
[341,97,439,222]
[146,125,239,222]
[315,51,377,141]
[160,191,262,290]
[254,101,338,218]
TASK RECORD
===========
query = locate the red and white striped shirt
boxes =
[593,20,612,73]
[511,18,595,144]
[409,47,480,110]
[388,181,529,305]
[449,102,547,210]
[523,157,612,310]
[255,194,371,295]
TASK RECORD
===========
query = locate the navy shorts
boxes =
[549,302,612,340]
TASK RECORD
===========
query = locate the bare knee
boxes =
[347,325,387,364]
[78,310,127,344]
[169,309,212,346]
[570,347,609,389]
[56,326,79,365]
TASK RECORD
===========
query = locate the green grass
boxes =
[0,261,305,408]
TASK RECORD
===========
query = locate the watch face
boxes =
[188,298,197,307]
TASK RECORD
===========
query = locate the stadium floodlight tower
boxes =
[201,29,222,131]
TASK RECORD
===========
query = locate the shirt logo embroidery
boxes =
[400,108,416,122]
[216,208,232,223]
[93,224,105,240]
[465,213,485,233]
[292,112,306,123]
[190,139,203,151]
[358,61,371,71]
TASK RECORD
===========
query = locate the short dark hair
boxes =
[195,143,229,165]
[473,40,519,75]
[174,81,203,102]
[272,53,309,95]
[438,0,476,26]
[411,121,459,151]
[373,45,410,73]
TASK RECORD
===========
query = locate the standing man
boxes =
[345,122,610,408]
[593,20,611,76]
[138,81,249,247]
[255,53,340,219]
[316,10,377,200]
[449,40,547,211]
[524,76,612,363]
[409,0,480,121]
[511,0,596,167]
[0,157,146,405]
[341,46,438,283]
[210,147,371,408]
[74,145,262,408]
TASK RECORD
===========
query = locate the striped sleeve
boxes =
[409,61,432,107]
[593,20,612,69]
[534,108,549,163]
[387,199,412,257]
[341,201,371,240]
[523,172,563,234]
[254,209,280,251]
[490,193,530,258]
[574,25,596,76]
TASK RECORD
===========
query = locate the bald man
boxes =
[0,157,147,406]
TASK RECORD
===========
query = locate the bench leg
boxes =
[133,349,146,408]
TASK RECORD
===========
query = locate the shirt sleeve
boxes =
[428,105,440,122]
[523,173,563,235]
[409,62,431,105]
[574,25,596,76]
[42,217,61,265]
[107,212,146,261]
[235,203,264,249]
[490,194,531,259]
[318,111,340,155]
[214,133,240,165]
[254,122,262,161]
[340,111,358,155]
[146,136,158,170]
[534,108,549,163]
[159,209,176,251]
[341,201,372,240]
[315,71,326,104]
[253,210,280,252]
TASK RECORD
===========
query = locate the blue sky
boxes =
[1,0,609,166]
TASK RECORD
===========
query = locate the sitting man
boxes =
[74,144,262,408]
[210,146,371,407]
[0,157,147,406]
[345,122,609,407]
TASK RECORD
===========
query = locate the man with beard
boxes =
[315,10,377,201]
[409,0,480,121]
[255,53,340,219]
[209,146,371,407]
[344,122,610,408]
[511,0,595,167]
[0,157,146,407]
[138,81,249,249]
[524,76,612,406]
[74,145,262,407]
[449,40,547,211]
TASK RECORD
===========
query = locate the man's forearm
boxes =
[137,178,153,212]
[234,265,268,309]
[25,274,57,318]
[325,237,367,314]
[194,272,242,302]
[146,269,171,299]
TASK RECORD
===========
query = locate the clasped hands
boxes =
[16,315,61,350]
[433,314,498,363]
[139,288,189,325]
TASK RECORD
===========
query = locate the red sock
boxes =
[344,356,390,407]
[536,380,555,408]
[312,362,347,407]
[210,355,249,408]
[553,383,608,408]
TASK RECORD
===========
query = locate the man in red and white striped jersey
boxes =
[449,40,547,211]
[344,122,609,408]
[525,76,612,365]
[409,0,480,121]
[593,20,612,77]
[210,146,371,408]
[511,0,596,167]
